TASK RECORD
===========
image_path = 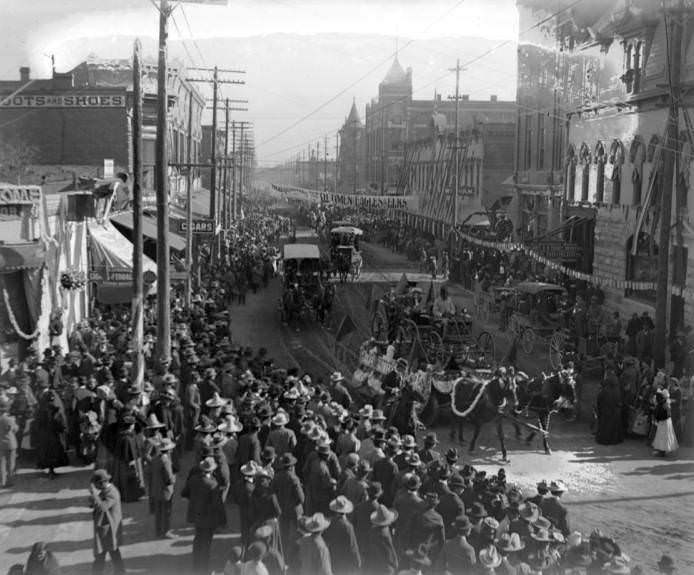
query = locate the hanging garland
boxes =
[449,377,491,418]
[3,287,41,340]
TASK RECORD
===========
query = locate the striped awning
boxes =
[0,242,45,272]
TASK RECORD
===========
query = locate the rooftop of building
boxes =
[381,55,410,86]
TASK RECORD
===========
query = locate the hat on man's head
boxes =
[92,469,111,483]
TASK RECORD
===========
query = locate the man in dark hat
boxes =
[352,481,383,553]
[340,459,370,508]
[540,480,570,536]
[181,456,227,575]
[467,501,488,552]
[237,416,262,467]
[364,504,399,575]
[393,473,424,554]
[271,452,304,565]
[324,495,361,575]
[438,515,476,574]
[305,438,338,514]
[89,469,125,575]
[437,473,465,539]
[147,437,176,538]
[417,432,441,466]
[409,491,445,561]
[527,479,549,507]
[373,438,399,507]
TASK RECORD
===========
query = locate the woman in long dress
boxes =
[652,389,679,457]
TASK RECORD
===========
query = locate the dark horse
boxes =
[514,371,577,455]
[389,383,426,437]
[450,375,518,462]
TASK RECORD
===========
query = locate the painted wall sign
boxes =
[0,186,42,205]
[0,94,126,108]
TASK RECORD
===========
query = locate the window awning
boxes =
[0,242,45,272]
[110,212,186,252]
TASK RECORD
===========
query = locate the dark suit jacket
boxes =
[237,431,261,466]
[437,487,465,538]
[539,496,569,535]
[365,525,398,575]
[271,468,304,520]
[182,471,226,529]
[148,452,175,501]
[324,514,361,574]
[372,457,398,506]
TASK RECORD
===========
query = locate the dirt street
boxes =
[0,240,692,574]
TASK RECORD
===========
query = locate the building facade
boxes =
[337,100,366,194]
[0,58,205,193]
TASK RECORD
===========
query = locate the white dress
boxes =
[652,415,679,453]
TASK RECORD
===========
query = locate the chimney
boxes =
[490,94,498,102]
[462,94,470,101]
[19,67,30,82]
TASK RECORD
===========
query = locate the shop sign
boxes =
[89,267,157,284]
[0,186,41,205]
[177,219,215,234]
[0,94,126,108]
[536,242,583,262]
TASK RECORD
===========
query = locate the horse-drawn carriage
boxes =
[278,243,324,324]
[505,281,616,370]
[330,226,363,282]
[370,289,495,367]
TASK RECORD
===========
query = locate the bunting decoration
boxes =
[451,227,694,297]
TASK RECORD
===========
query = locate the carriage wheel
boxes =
[371,311,388,340]
[549,331,565,370]
[477,331,495,362]
[520,327,536,354]
[396,320,418,359]
[424,330,447,366]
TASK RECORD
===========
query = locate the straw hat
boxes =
[240,461,260,476]
[271,410,289,426]
[146,413,166,429]
[205,392,226,408]
[479,546,502,569]
[549,480,567,493]
[370,504,398,527]
[301,513,331,533]
[329,495,354,514]
[498,532,525,553]
[199,456,217,473]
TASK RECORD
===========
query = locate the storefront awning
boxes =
[110,212,186,252]
[0,242,45,271]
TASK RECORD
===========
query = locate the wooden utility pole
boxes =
[231,122,237,219]
[449,59,462,227]
[155,0,172,364]
[239,124,246,216]
[185,89,194,308]
[131,39,144,388]
[323,134,328,193]
[210,66,218,220]
[335,132,339,193]
[380,104,386,193]
[654,1,683,369]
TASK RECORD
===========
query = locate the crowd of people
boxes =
[0,200,686,575]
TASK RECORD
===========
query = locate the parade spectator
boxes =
[595,369,624,445]
[652,389,679,457]
[89,469,125,575]
[0,397,18,487]
[24,542,61,575]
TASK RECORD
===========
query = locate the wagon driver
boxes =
[433,286,456,339]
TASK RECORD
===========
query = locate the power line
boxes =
[179,4,207,64]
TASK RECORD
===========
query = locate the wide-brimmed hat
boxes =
[372,409,386,422]
[424,432,439,446]
[605,555,631,574]
[549,480,567,493]
[199,456,217,473]
[276,453,298,469]
[401,434,416,449]
[387,435,402,449]
[316,438,332,454]
[406,453,423,468]
[531,527,553,542]
[92,469,111,483]
[146,413,165,429]
[195,416,217,434]
[566,531,583,548]
[454,515,472,533]
[445,447,458,462]
[479,546,502,569]
[254,525,273,540]
[126,384,141,396]
[329,495,354,514]
[218,415,243,434]
[519,502,540,523]
[468,502,487,518]
[403,473,422,491]
[498,532,525,553]
[405,545,431,567]
[358,405,373,418]
[241,461,260,476]
[271,410,289,426]
[205,392,226,408]
[370,504,398,526]
[330,371,345,382]
[302,512,331,533]
[536,479,549,492]
[449,475,465,491]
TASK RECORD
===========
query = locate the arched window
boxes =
[629,136,645,205]
[565,144,576,201]
[626,232,658,302]
[606,139,625,204]
[593,141,606,203]
[579,143,591,201]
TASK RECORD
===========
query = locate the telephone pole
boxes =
[448,59,463,227]
[155,0,172,364]
[185,89,194,308]
[654,1,683,368]
[335,132,339,193]
[131,39,144,388]
[323,134,328,193]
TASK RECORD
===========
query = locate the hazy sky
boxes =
[1,0,520,165]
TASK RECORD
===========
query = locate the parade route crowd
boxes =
[0,202,688,575]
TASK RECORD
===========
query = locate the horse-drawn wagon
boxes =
[278,243,324,324]
[329,226,363,282]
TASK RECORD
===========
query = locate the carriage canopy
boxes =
[282,243,320,261]
[330,226,364,236]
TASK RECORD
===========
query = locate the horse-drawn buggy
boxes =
[329,226,363,282]
[370,288,495,367]
[278,243,324,324]
[505,281,616,370]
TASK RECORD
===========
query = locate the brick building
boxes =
[0,59,205,192]
[337,99,366,193]
[363,56,516,202]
